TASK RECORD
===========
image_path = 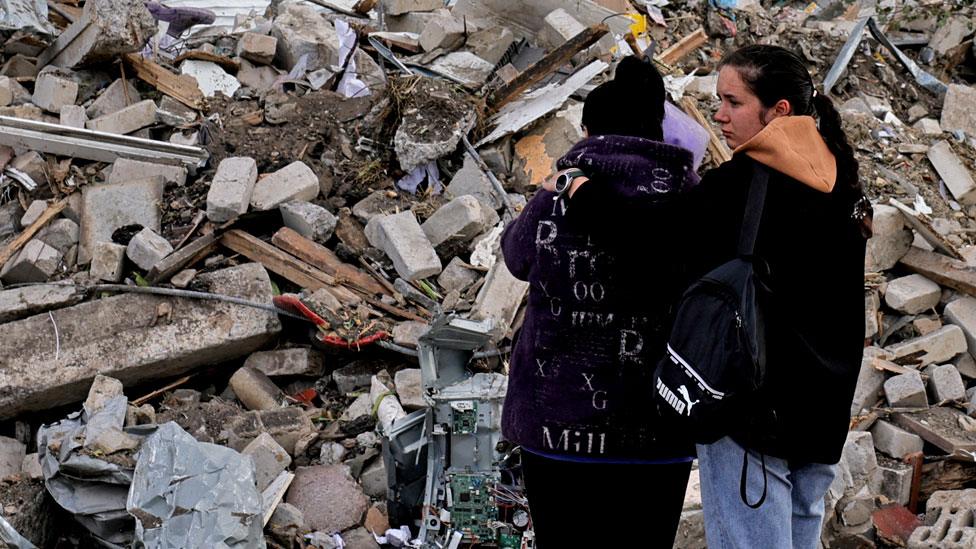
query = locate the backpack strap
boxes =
[740,447,768,509]
[737,164,770,257]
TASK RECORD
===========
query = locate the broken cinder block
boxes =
[928,140,976,205]
[421,194,499,249]
[870,419,924,459]
[207,156,258,223]
[885,325,967,367]
[540,8,587,48]
[108,158,187,187]
[927,363,966,402]
[419,12,466,52]
[280,201,337,243]
[884,274,940,314]
[236,32,277,65]
[126,227,173,271]
[86,99,157,135]
[365,211,442,281]
[39,0,156,69]
[89,241,126,281]
[250,161,319,211]
[0,239,62,284]
[229,366,286,411]
[865,204,912,272]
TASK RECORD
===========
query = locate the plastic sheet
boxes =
[127,422,265,548]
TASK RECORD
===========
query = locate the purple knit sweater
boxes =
[500,135,698,461]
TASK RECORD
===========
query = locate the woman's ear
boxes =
[772,99,792,117]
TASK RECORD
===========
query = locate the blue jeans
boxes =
[697,436,837,549]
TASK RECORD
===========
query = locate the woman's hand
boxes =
[543,169,589,196]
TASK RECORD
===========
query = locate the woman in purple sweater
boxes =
[500,57,699,548]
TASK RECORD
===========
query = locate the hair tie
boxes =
[812,89,818,98]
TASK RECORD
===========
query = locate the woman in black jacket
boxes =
[555,45,868,548]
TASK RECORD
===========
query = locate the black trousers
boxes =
[521,451,692,549]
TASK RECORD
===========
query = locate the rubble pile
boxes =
[0,0,974,546]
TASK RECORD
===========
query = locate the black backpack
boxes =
[652,164,771,505]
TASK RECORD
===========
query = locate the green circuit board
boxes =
[449,473,497,543]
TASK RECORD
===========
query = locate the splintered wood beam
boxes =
[221,229,334,291]
[656,28,707,66]
[489,23,609,110]
[271,227,389,297]
[0,197,68,267]
[124,53,204,110]
[681,96,732,165]
[899,247,976,297]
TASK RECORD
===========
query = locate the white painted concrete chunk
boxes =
[251,161,319,211]
[208,156,258,222]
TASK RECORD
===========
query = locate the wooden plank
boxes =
[131,375,193,406]
[174,51,240,72]
[656,28,708,66]
[920,458,976,502]
[893,407,976,457]
[489,24,609,109]
[148,232,218,284]
[124,53,204,110]
[271,227,388,296]
[0,197,68,268]
[681,96,732,165]
[221,230,333,291]
[899,247,976,298]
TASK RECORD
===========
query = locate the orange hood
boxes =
[733,116,837,193]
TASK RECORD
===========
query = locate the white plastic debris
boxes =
[470,224,504,270]
[180,59,241,98]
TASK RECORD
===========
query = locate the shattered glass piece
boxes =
[127,422,265,548]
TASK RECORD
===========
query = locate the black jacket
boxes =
[571,153,866,464]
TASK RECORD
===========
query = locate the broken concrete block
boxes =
[126,227,173,271]
[885,325,967,367]
[40,0,155,69]
[332,361,380,395]
[59,104,87,128]
[865,204,913,272]
[225,406,313,456]
[340,393,372,422]
[419,12,466,52]
[207,156,258,223]
[342,527,381,549]
[229,366,285,411]
[884,372,928,408]
[19,200,46,228]
[280,201,337,243]
[908,489,976,548]
[244,348,325,377]
[0,239,62,283]
[879,463,912,506]
[237,63,278,93]
[393,368,424,409]
[21,453,42,480]
[36,218,79,254]
[421,195,499,248]
[945,297,976,359]
[914,118,942,136]
[384,0,443,15]
[885,274,941,314]
[351,190,403,225]
[928,15,975,56]
[170,269,195,288]
[0,263,281,419]
[31,70,78,113]
[513,105,585,188]
[866,290,880,339]
[365,211,442,280]
[470,258,529,338]
[89,241,126,281]
[871,419,924,459]
[108,158,187,186]
[0,436,26,479]
[466,26,515,66]
[359,458,387,499]
[157,95,197,127]
[269,502,304,540]
[11,151,47,189]
[87,78,139,119]
[86,99,156,135]
[851,355,885,416]
[251,161,319,211]
[928,140,976,205]
[0,284,82,324]
[392,321,427,350]
[928,363,966,402]
[84,374,123,413]
[237,32,277,65]
[242,432,291,492]
[271,3,339,71]
[1,54,35,78]
[448,156,503,211]
[437,256,480,293]
[0,76,25,107]
[393,78,476,172]
[427,51,494,88]
[286,465,369,533]
[941,84,976,136]
[541,8,587,48]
